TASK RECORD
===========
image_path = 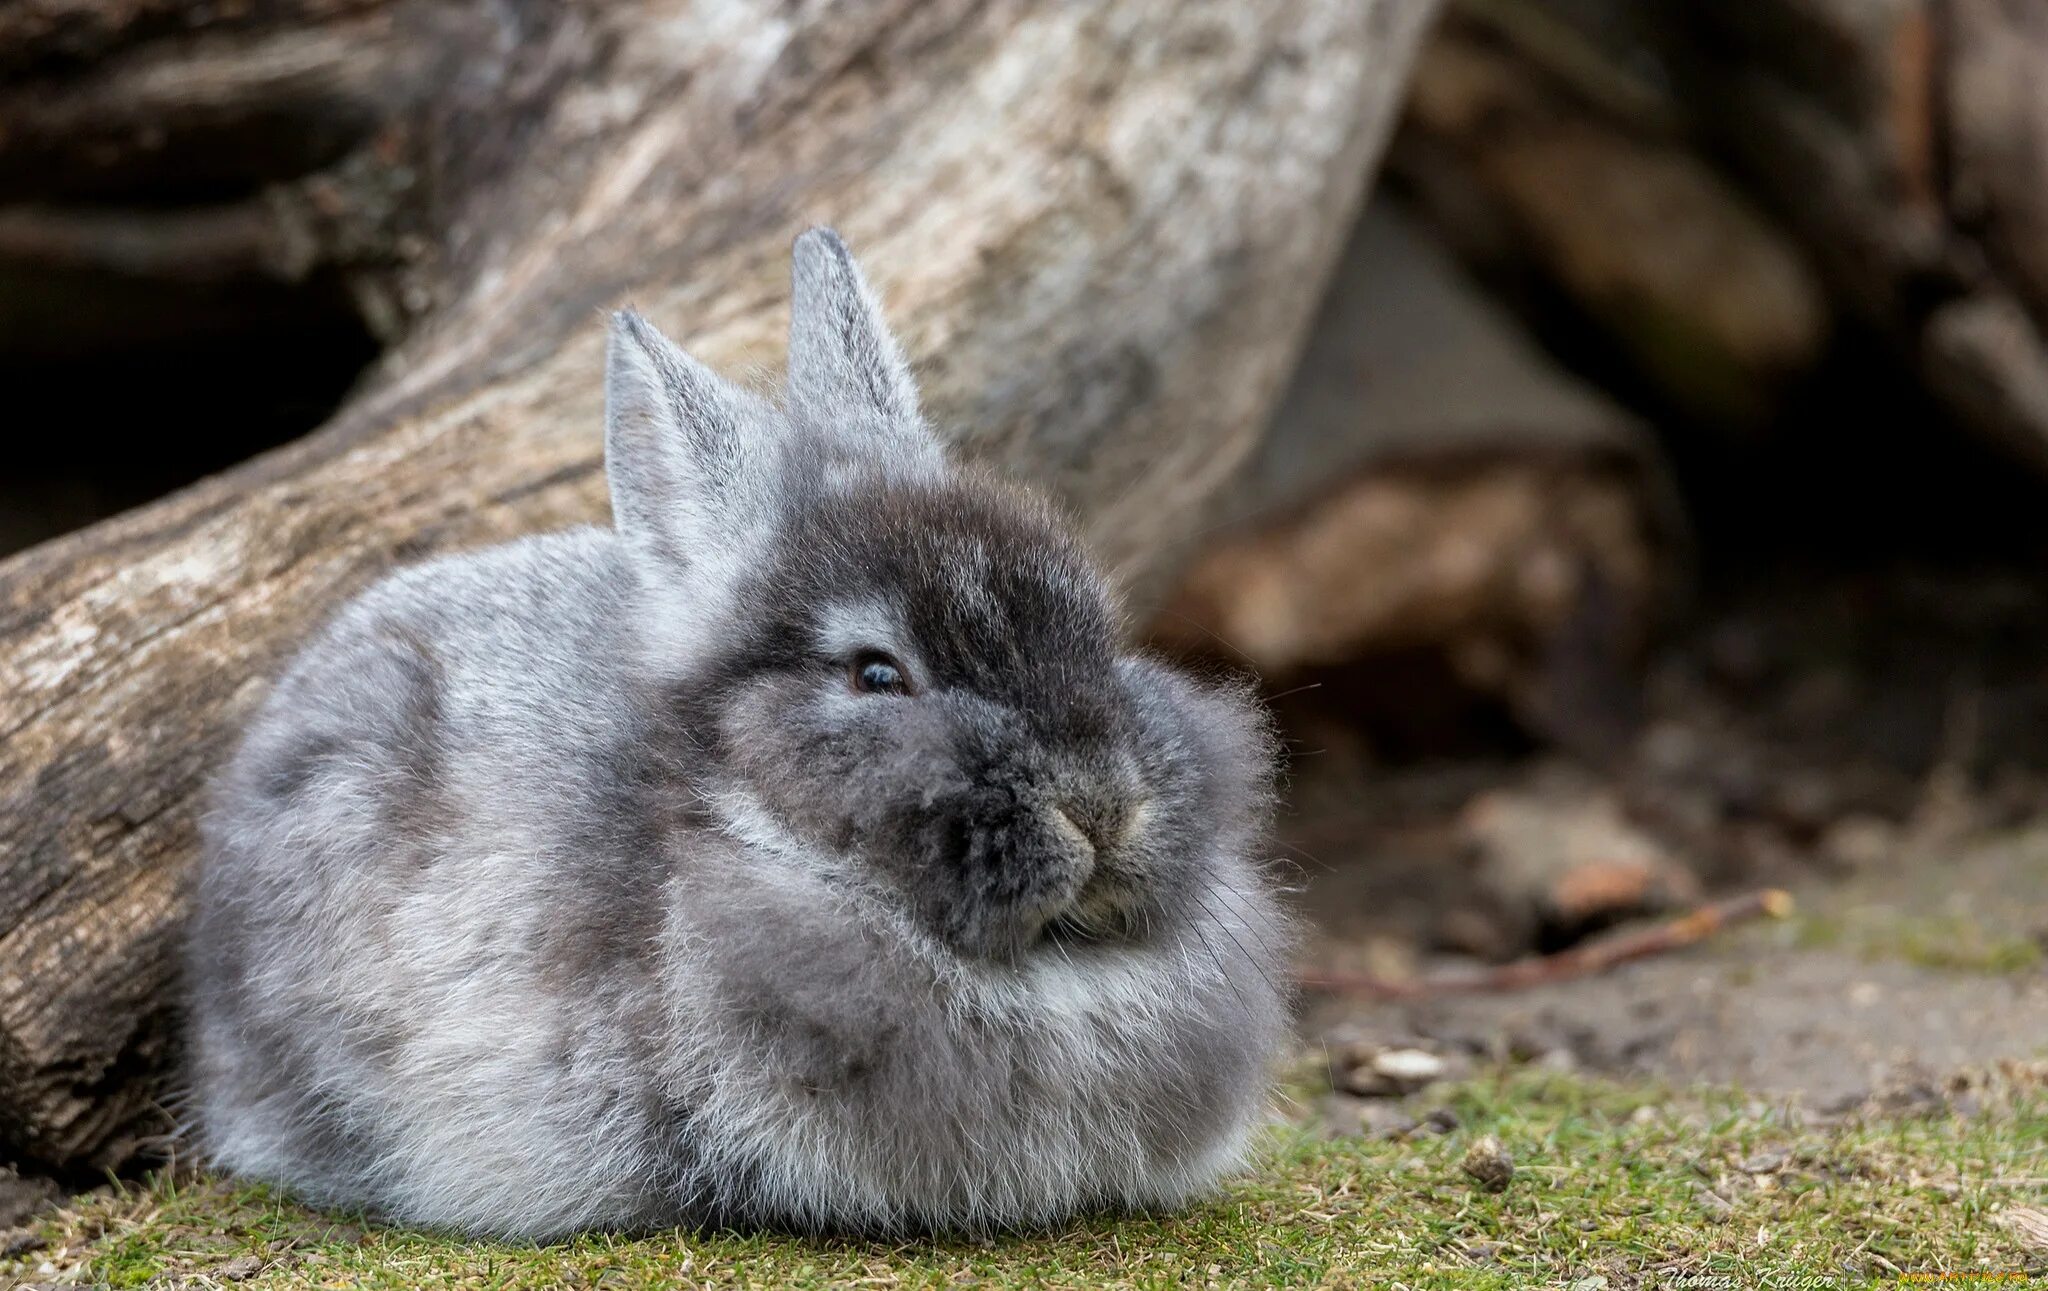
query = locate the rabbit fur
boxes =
[186,228,1292,1240]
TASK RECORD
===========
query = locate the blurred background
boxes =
[3,0,2046,1165]
[1150,0,2048,1104]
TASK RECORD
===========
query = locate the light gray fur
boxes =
[187,228,1292,1240]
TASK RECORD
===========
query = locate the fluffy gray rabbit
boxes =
[186,229,1291,1240]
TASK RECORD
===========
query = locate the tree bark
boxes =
[0,0,1440,1172]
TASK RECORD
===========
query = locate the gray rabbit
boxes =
[186,229,1292,1239]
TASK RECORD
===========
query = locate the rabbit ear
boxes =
[605,310,774,563]
[786,228,940,467]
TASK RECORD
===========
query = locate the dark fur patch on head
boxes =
[782,473,1119,710]
[652,469,1194,960]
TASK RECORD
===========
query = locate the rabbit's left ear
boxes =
[786,228,941,466]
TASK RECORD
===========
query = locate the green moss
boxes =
[10,1069,2043,1289]
[1788,907,2044,976]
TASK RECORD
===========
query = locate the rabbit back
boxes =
[189,527,706,1236]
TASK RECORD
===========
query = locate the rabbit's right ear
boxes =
[786,228,943,475]
[605,311,778,617]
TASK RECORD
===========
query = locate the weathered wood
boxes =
[0,1,1441,1170]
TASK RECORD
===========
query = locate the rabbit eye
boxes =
[849,650,913,696]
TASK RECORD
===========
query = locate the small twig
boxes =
[1298,888,1794,1000]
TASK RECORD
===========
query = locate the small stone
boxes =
[1335,1044,1452,1097]
[1373,1048,1446,1086]
[217,1255,264,1282]
[1421,1106,1462,1134]
[1333,1063,1395,1098]
[1693,1185,1734,1222]
[1460,1135,1514,1192]
[1873,1079,1944,1114]
[1358,1102,1420,1141]
[1818,1089,1869,1118]
[1504,1028,1555,1062]
[1,1230,46,1257]
[1461,786,1701,937]
[1316,1093,1416,1141]
[1738,1149,1789,1175]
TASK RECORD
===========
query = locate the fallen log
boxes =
[0,0,1440,1172]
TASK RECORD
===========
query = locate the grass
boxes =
[8,1067,2046,1289]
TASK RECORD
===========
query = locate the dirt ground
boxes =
[1279,561,2048,1107]
[1303,828,2048,1106]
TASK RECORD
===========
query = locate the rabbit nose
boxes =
[1049,805,1096,863]
[1052,796,1130,858]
